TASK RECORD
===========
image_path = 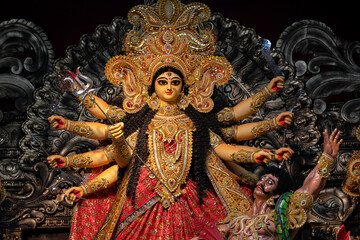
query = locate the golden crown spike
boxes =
[105,0,232,113]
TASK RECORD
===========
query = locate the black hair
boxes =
[259,166,294,195]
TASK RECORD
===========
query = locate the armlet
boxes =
[217,107,234,124]
[209,130,224,149]
[108,105,126,122]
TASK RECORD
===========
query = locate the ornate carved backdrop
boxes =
[0,1,359,239]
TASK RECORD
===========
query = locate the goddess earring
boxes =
[148,92,161,111]
[177,92,190,110]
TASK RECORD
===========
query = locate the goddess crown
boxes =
[105,0,232,113]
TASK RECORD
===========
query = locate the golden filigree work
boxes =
[209,130,224,149]
[81,177,110,195]
[217,107,234,124]
[229,210,275,240]
[251,118,280,138]
[287,192,313,229]
[108,105,127,122]
[250,88,271,112]
[66,154,93,168]
[342,150,360,197]
[231,149,261,163]
[68,122,94,138]
[147,113,194,208]
[104,0,232,113]
[317,153,334,179]
[221,125,237,141]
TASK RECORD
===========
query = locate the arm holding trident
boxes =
[47,68,133,200]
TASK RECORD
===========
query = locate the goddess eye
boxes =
[171,80,181,86]
[157,80,168,85]
[268,180,272,185]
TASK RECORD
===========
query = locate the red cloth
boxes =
[69,169,116,240]
[69,167,227,240]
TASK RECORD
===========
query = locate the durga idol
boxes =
[47,0,294,239]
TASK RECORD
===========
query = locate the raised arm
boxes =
[217,76,284,124]
[221,111,293,141]
[296,129,343,199]
[47,145,116,169]
[65,69,126,121]
[48,115,111,140]
[65,164,119,201]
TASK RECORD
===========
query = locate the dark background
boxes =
[0,0,358,59]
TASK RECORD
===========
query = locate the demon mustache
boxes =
[256,184,271,195]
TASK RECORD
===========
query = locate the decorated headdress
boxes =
[105,0,232,113]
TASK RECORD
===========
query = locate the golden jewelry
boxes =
[104,0,233,114]
[71,122,94,138]
[107,105,126,122]
[209,130,224,149]
[231,149,262,163]
[177,92,190,110]
[221,125,237,141]
[342,150,360,197]
[157,104,181,116]
[287,192,313,229]
[147,92,161,111]
[250,88,272,112]
[251,118,280,137]
[80,177,110,195]
[66,154,93,168]
[76,94,97,109]
[103,144,115,161]
[147,114,194,208]
[317,153,334,178]
[217,107,234,124]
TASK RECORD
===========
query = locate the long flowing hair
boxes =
[118,66,224,205]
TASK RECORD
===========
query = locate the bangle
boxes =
[317,153,334,178]
[250,88,272,112]
[221,125,237,141]
[80,178,109,195]
[66,154,93,168]
[71,122,94,138]
[217,107,234,124]
[251,118,280,138]
[231,149,261,163]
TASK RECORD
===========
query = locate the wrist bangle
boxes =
[250,88,271,112]
[217,107,234,124]
[317,153,334,178]
[67,154,93,168]
[232,149,261,163]
[80,177,109,195]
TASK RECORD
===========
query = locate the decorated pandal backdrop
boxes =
[0,0,359,239]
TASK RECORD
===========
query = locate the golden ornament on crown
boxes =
[105,0,233,113]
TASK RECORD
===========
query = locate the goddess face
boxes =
[154,71,183,104]
[253,174,279,199]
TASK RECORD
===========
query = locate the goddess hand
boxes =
[48,115,68,130]
[109,122,124,141]
[254,150,274,164]
[323,128,343,159]
[274,148,294,161]
[65,186,84,201]
[266,76,284,93]
[47,155,67,168]
[275,112,294,127]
